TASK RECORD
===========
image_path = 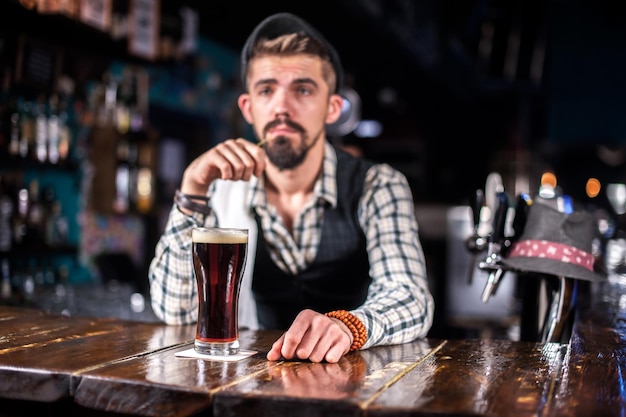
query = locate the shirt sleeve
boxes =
[352,164,435,348]
[148,203,217,324]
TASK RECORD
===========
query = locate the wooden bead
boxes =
[325,310,368,351]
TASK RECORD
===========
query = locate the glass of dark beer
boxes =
[192,227,248,355]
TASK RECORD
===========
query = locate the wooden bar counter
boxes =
[1,277,625,417]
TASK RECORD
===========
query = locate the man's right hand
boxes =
[180,138,267,196]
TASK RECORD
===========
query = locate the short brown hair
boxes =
[247,33,337,93]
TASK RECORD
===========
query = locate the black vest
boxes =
[252,148,374,329]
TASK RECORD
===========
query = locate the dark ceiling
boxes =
[186,0,547,133]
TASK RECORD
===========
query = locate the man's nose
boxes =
[272,90,290,117]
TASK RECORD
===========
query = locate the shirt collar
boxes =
[248,141,338,209]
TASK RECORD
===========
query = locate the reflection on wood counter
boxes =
[1,278,625,417]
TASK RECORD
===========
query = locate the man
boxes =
[149,12,434,363]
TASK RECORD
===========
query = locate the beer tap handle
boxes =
[472,189,484,233]
[481,193,531,303]
[512,193,532,240]
[481,269,504,303]
[480,191,509,302]
[491,191,509,246]
[466,189,486,284]
[466,189,486,253]
[484,172,504,232]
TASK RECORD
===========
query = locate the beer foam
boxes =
[192,227,248,244]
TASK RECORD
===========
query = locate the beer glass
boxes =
[192,227,248,355]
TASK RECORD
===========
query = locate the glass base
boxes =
[194,339,240,356]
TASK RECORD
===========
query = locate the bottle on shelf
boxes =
[127,136,139,209]
[113,136,130,214]
[19,98,35,160]
[26,179,45,246]
[0,72,7,157]
[57,92,73,164]
[34,95,49,164]
[44,260,56,287]
[45,201,69,246]
[116,72,131,134]
[100,72,118,127]
[13,182,30,248]
[22,262,35,302]
[0,177,13,252]
[47,94,60,164]
[8,99,20,158]
[1,259,11,301]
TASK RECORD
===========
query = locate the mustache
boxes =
[263,118,305,137]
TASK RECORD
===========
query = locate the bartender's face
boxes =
[238,54,342,170]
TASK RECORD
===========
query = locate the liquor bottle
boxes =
[0,177,13,252]
[13,182,30,247]
[26,179,45,246]
[45,201,69,246]
[136,141,154,214]
[8,99,20,158]
[43,260,56,287]
[57,94,72,164]
[93,80,108,127]
[127,136,139,210]
[129,73,144,132]
[19,99,35,160]
[0,68,12,157]
[34,95,48,163]
[22,263,35,302]
[47,94,60,164]
[0,259,11,301]
[103,72,118,127]
[113,136,130,213]
[116,72,131,134]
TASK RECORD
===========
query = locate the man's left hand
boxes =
[266,309,353,363]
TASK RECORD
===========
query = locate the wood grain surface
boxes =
[1,278,625,417]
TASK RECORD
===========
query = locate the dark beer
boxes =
[192,227,248,355]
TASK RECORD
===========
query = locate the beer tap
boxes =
[466,189,487,284]
[478,191,509,303]
[512,193,532,239]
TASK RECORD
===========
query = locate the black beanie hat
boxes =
[240,12,344,93]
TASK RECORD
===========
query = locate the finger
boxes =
[307,337,334,363]
[181,151,222,194]
[280,326,309,360]
[266,334,285,361]
[304,320,336,362]
[278,310,322,360]
[324,343,348,363]
[289,312,343,362]
[309,322,350,363]
[225,140,262,180]
[213,141,254,180]
[235,138,267,177]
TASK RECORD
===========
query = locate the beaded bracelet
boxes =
[174,189,211,215]
[325,310,367,351]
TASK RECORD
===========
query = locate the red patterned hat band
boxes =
[507,239,594,272]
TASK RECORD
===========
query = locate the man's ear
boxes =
[325,94,345,124]
[238,93,253,124]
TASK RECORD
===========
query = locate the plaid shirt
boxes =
[148,142,434,348]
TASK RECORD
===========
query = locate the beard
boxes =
[262,119,321,171]
[265,136,310,170]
